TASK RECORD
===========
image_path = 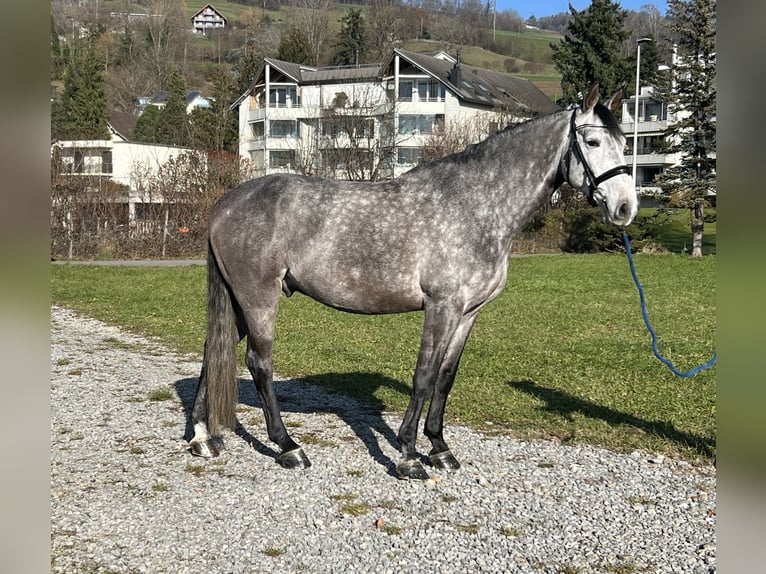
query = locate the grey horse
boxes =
[189,83,637,479]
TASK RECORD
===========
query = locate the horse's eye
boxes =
[586,139,600,148]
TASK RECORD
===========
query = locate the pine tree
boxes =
[51,33,110,141]
[656,0,716,257]
[133,105,162,144]
[550,0,632,104]
[277,28,313,65]
[155,68,189,147]
[332,8,367,66]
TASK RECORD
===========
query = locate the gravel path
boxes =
[50,305,716,573]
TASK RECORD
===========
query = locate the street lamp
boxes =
[632,37,653,192]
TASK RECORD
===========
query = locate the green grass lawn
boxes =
[51,253,716,463]
[640,207,717,255]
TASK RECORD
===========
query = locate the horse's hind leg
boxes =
[190,312,246,457]
[240,286,311,470]
[189,343,222,458]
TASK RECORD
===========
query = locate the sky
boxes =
[493,1,667,20]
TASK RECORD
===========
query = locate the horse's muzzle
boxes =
[592,187,638,227]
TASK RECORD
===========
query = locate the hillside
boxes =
[181,1,563,96]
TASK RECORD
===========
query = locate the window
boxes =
[251,121,265,138]
[322,119,346,138]
[270,120,298,138]
[322,118,374,139]
[249,150,264,169]
[397,147,421,165]
[321,149,346,171]
[416,80,445,102]
[644,100,665,121]
[73,149,84,173]
[101,151,113,174]
[269,150,296,169]
[398,114,444,135]
[268,86,298,108]
[398,81,413,101]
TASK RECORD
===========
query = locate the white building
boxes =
[620,46,716,207]
[619,86,683,206]
[232,49,559,180]
[51,118,200,227]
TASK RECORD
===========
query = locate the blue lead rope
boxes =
[622,230,717,377]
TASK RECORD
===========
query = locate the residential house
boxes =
[191,4,227,34]
[232,49,559,180]
[138,91,213,115]
[52,112,200,230]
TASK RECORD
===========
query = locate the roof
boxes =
[388,49,559,114]
[150,91,209,105]
[191,4,227,23]
[107,110,138,142]
[231,51,558,115]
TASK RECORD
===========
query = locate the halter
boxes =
[567,110,632,207]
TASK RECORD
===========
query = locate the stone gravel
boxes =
[50,305,716,573]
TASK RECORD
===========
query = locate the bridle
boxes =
[566,110,632,207]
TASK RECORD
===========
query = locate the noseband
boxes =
[567,110,631,207]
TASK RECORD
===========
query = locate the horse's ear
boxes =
[605,89,623,113]
[582,83,600,112]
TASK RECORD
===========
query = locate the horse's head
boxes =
[564,83,638,227]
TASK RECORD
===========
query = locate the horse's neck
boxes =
[474,111,569,219]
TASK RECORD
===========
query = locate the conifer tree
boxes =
[51,33,110,141]
[332,8,367,66]
[277,28,313,65]
[155,68,189,147]
[655,0,716,257]
[133,104,162,144]
[550,0,631,104]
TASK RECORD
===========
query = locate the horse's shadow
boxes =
[508,379,715,459]
[174,372,412,477]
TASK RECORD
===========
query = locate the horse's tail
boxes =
[204,241,239,435]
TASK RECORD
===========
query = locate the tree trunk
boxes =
[162,206,169,258]
[690,199,704,257]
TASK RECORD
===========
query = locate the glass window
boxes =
[270,150,296,168]
[251,121,265,138]
[270,120,298,138]
[398,81,413,101]
[397,147,421,165]
[101,151,112,174]
[268,86,298,108]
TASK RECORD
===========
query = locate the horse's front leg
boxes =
[424,313,478,471]
[396,304,461,480]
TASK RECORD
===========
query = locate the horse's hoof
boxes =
[190,438,221,458]
[429,450,461,470]
[396,459,430,480]
[277,448,311,469]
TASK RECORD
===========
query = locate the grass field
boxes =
[641,207,717,255]
[51,252,716,464]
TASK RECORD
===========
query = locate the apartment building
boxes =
[619,86,683,206]
[233,49,559,180]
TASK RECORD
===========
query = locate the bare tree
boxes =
[303,85,396,181]
[420,110,514,162]
[366,0,409,62]
[288,0,332,66]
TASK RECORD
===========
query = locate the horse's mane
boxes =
[404,100,622,176]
